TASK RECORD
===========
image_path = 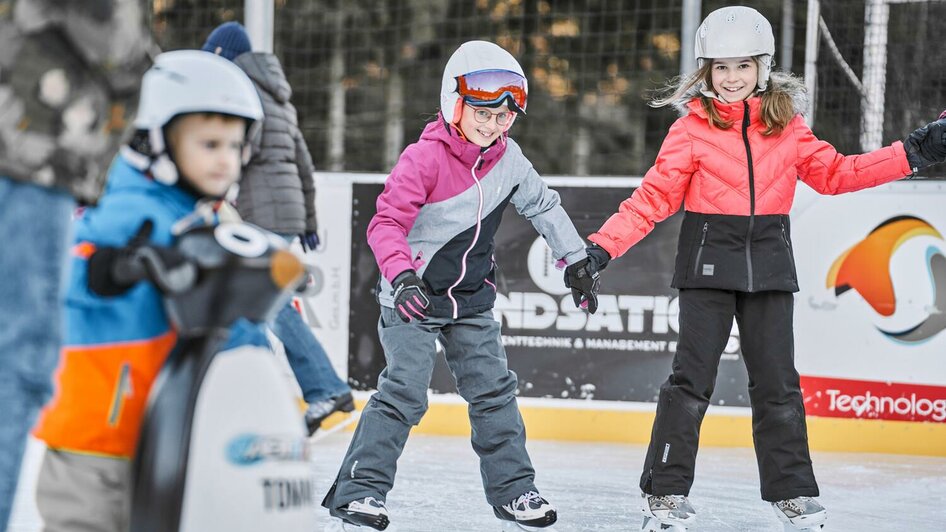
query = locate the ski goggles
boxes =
[456,70,527,114]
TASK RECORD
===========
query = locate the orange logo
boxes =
[827,216,946,342]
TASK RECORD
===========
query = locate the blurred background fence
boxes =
[148,0,946,178]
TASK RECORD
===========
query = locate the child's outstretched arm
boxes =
[509,165,586,267]
[588,120,695,259]
[793,116,914,195]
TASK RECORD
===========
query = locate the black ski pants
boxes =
[639,289,819,502]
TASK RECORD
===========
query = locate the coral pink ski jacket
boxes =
[590,73,911,292]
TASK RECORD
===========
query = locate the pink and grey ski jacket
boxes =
[368,116,587,318]
[589,73,912,292]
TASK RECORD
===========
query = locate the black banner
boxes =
[348,183,750,406]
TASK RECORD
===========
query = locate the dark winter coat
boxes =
[232,52,317,235]
[0,0,154,203]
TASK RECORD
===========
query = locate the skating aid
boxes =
[127,223,315,532]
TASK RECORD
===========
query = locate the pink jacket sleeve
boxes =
[793,116,911,195]
[366,146,434,283]
[589,119,695,258]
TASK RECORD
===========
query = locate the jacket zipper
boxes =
[742,101,756,292]
[694,221,708,276]
[446,152,486,319]
[780,220,797,280]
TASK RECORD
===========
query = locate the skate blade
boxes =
[641,515,688,531]
[500,521,557,531]
[324,516,397,532]
[782,523,824,532]
[310,409,362,443]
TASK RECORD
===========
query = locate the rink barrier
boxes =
[306,174,946,457]
[316,394,946,457]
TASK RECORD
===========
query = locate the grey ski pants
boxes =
[322,307,536,510]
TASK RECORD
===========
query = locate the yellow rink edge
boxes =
[316,396,946,457]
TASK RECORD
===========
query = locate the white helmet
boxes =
[132,50,263,185]
[440,41,527,126]
[695,6,775,91]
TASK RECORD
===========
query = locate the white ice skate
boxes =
[326,497,391,531]
[324,517,397,532]
[772,496,826,531]
[306,392,357,436]
[494,491,558,531]
[640,493,694,531]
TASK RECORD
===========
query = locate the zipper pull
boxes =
[700,222,708,245]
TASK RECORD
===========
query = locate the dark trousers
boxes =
[639,289,818,502]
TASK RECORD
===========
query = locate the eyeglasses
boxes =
[466,104,516,126]
[456,69,528,114]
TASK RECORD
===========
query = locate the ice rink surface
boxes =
[10,430,946,532]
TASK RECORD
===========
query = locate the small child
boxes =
[31,50,264,532]
[573,6,946,531]
[321,41,596,530]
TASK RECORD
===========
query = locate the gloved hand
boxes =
[299,231,320,253]
[88,219,156,296]
[392,270,430,323]
[903,117,946,172]
[87,220,190,296]
[564,244,611,314]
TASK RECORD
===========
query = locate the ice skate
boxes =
[324,517,397,532]
[640,493,694,531]
[305,391,356,436]
[328,496,390,531]
[772,496,826,531]
[309,407,362,444]
[493,491,558,530]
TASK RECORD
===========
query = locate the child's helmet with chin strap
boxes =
[129,50,263,186]
[694,6,775,91]
[440,41,527,129]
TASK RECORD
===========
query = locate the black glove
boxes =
[392,270,430,323]
[88,220,156,296]
[903,117,946,172]
[87,220,190,296]
[299,231,320,253]
[564,244,611,314]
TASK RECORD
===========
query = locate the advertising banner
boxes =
[792,182,946,422]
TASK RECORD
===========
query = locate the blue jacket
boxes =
[35,154,267,457]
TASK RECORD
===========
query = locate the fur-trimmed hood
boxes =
[671,71,808,118]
